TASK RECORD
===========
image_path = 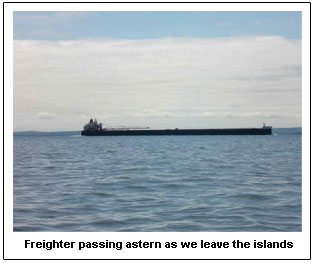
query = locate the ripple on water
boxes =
[14,135,302,232]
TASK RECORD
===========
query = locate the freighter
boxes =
[81,119,272,136]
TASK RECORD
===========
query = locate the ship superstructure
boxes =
[83,119,150,131]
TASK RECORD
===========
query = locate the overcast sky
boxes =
[13,11,302,131]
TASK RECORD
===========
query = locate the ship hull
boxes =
[81,128,272,136]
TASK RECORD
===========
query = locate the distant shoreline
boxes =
[13,131,81,136]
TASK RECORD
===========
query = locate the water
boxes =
[14,134,301,232]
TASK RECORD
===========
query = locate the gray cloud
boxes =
[37,112,55,119]
[230,65,301,82]
[14,36,302,131]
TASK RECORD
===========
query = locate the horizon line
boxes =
[13,127,302,133]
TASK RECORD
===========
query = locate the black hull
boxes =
[81,128,272,136]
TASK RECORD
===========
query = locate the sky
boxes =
[13,11,302,131]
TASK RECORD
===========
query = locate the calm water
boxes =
[14,134,301,232]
